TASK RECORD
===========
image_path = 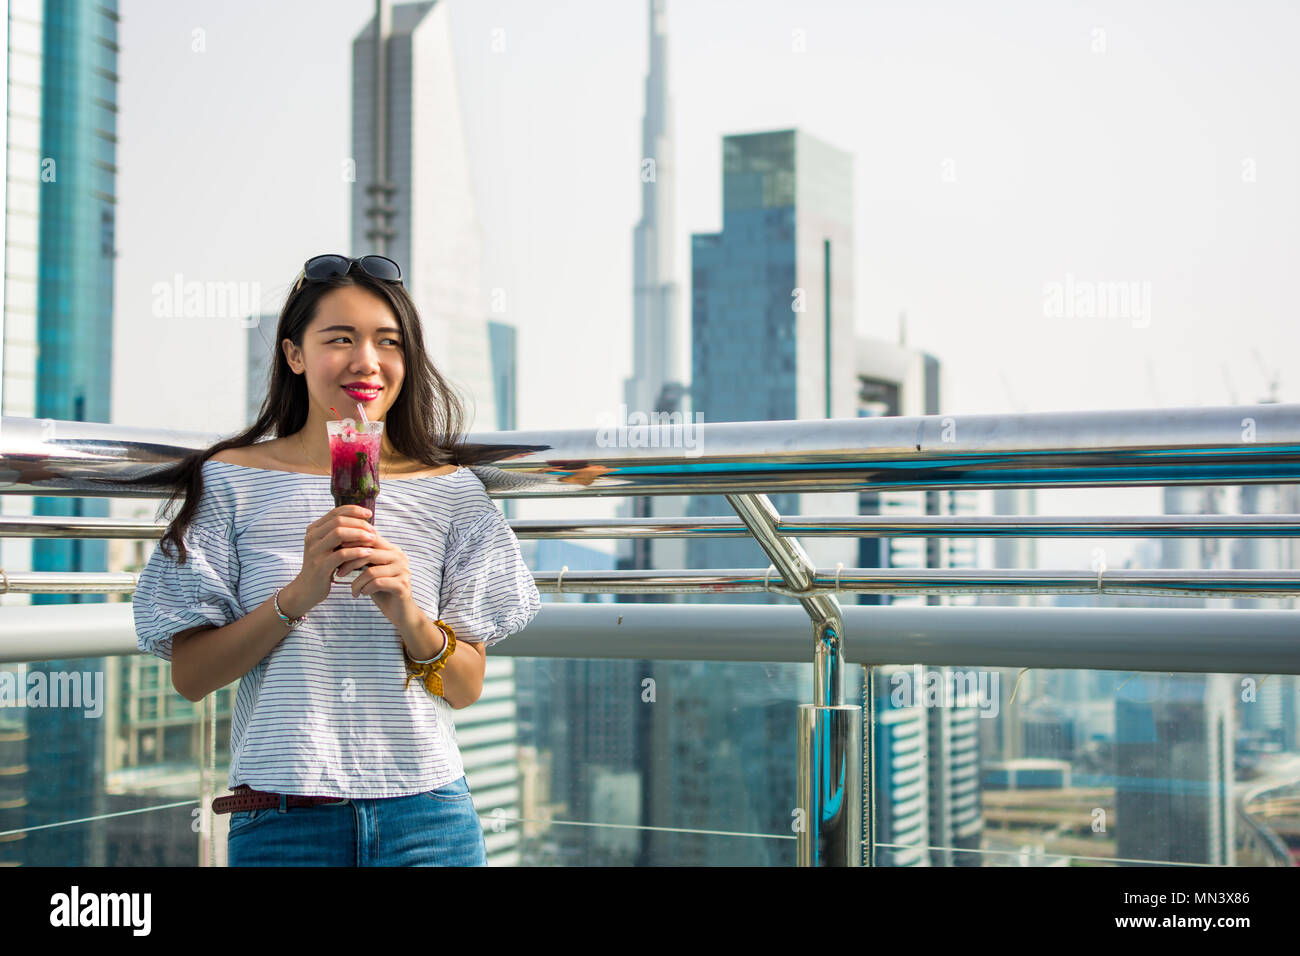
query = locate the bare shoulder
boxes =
[209,442,281,469]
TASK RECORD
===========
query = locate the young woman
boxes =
[128,254,541,866]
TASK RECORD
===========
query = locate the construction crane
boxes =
[1252,347,1280,403]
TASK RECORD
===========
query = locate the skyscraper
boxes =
[350,0,498,433]
[1234,481,1298,752]
[244,312,277,429]
[617,0,689,584]
[872,668,932,866]
[1114,486,1236,865]
[0,0,51,867]
[2,0,119,866]
[624,0,683,424]
[28,0,118,574]
[633,129,858,865]
[349,0,521,863]
[688,129,858,583]
[513,536,628,866]
[603,0,687,866]
[853,335,984,865]
[1115,672,1236,865]
[978,487,1040,767]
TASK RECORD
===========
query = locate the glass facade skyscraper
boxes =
[630,130,858,865]
[9,0,119,866]
[688,129,857,590]
[28,0,117,589]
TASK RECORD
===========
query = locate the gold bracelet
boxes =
[403,619,457,696]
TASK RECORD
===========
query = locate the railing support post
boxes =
[724,493,863,866]
[796,615,862,865]
[797,701,862,866]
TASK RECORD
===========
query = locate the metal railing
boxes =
[2,401,1299,866]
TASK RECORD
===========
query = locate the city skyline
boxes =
[104,0,1300,572]
[3,0,1298,874]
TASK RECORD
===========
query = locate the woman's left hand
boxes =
[340,530,418,623]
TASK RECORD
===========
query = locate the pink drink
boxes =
[327,418,383,584]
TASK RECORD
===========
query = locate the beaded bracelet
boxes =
[403,619,457,696]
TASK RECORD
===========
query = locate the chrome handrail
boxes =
[4,512,1300,539]
[2,405,1298,869]
[4,401,1300,496]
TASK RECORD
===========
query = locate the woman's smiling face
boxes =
[285,284,406,422]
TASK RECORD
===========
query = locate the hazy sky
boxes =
[111,0,1300,570]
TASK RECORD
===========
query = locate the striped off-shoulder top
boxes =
[131,458,541,798]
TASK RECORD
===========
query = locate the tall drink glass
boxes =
[327,417,383,584]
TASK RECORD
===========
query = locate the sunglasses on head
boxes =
[293,254,403,293]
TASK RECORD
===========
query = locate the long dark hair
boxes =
[117,264,499,564]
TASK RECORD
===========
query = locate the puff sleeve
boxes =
[438,505,541,648]
[132,520,242,662]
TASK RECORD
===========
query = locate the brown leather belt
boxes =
[212,784,350,815]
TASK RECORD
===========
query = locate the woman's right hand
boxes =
[279,505,376,616]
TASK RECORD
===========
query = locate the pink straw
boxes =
[356,401,368,423]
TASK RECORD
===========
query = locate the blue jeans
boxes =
[226,775,488,866]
